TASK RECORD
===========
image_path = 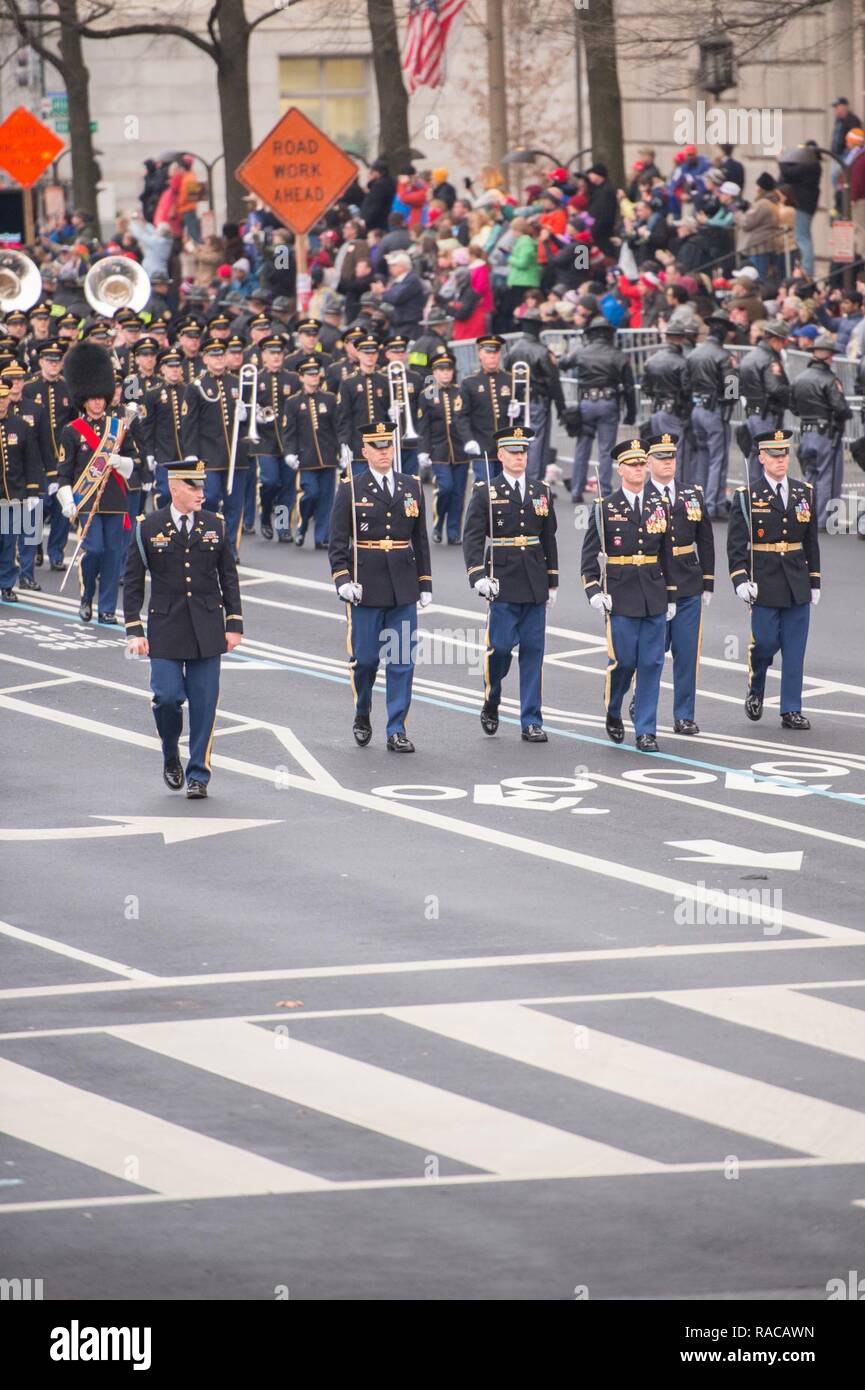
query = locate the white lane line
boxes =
[389,1001,865,1161]
[0,937,858,1003]
[0,917,156,981]
[0,1057,328,1197]
[0,676,78,696]
[270,724,340,787]
[108,1017,661,1178]
[661,986,865,1063]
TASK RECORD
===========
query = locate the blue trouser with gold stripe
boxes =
[348,601,417,736]
[607,612,666,737]
[432,462,469,541]
[150,654,221,786]
[667,591,702,722]
[749,601,810,713]
[296,467,337,545]
[79,512,126,614]
[486,600,546,728]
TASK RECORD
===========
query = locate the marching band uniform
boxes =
[336,337,391,467]
[284,319,334,374]
[180,339,249,557]
[417,350,474,544]
[248,338,300,542]
[382,336,423,477]
[460,335,515,484]
[139,349,186,507]
[0,382,43,602]
[282,357,340,548]
[4,361,48,590]
[22,343,74,573]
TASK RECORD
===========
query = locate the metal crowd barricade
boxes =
[616,327,663,379]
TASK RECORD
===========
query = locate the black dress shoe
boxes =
[744,690,763,721]
[79,599,92,622]
[163,756,184,791]
[628,697,636,722]
[636,734,659,752]
[605,713,624,744]
[480,700,499,735]
[242,524,255,535]
[50,559,67,572]
[387,732,415,753]
[447,537,461,545]
[277,532,293,543]
[521,725,548,742]
[19,575,41,591]
[315,541,328,549]
[352,714,372,747]
[1,588,18,603]
[35,544,44,567]
[674,719,699,735]
[186,780,208,799]
[294,530,305,547]
[432,528,442,544]
[260,522,274,540]
[98,612,118,625]
[781,711,811,731]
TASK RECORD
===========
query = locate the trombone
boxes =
[511,361,531,429]
[386,360,419,474]
[227,362,259,493]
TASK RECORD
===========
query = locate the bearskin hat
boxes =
[64,341,116,409]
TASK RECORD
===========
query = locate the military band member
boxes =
[581,438,676,751]
[336,334,390,471]
[140,348,187,507]
[4,309,28,353]
[382,334,422,477]
[460,334,515,483]
[21,301,55,375]
[6,361,48,591]
[56,342,137,624]
[126,335,160,396]
[180,337,249,557]
[124,458,243,799]
[241,314,272,369]
[738,319,791,479]
[112,309,144,375]
[417,350,474,545]
[644,433,714,734]
[328,421,432,751]
[176,320,204,383]
[56,313,80,352]
[225,334,246,378]
[326,325,364,394]
[790,335,851,530]
[22,342,74,572]
[462,424,558,742]
[0,381,43,603]
[727,429,820,730]
[283,357,340,547]
[248,335,300,542]
[285,318,334,374]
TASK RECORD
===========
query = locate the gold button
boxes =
[520,520,525,527]
[185,562,190,567]
[386,511,391,517]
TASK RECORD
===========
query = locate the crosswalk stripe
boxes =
[0,1057,328,1197]
[387,1001,865,1162]
[106,1018,662,1178]
[661,987,865,1063]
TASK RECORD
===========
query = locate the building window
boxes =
[279,56,370,157]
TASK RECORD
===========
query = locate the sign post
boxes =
[0,106,65,247]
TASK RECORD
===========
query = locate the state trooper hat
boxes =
[810,334,838,354]
[763,319,791,340]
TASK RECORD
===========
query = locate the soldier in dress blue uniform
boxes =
[336,334,390,474]
[282,356,340,548]
[581,437,676,751]
[727,429,821,730]
[285,318,334,374]
[4,360,47,592]
[460,333,515,483]
[124,458,243,798]
[0,381,43,603]
[417,349,474,545]
[462,424,558,742]
[383,335,423,478]
[22,341,74,573]
[179,337,249,558]
[644,432,714,734]
[139,348,186,508]
[249,334,300,542]
[175,320,204,384]
[328,421,432,752]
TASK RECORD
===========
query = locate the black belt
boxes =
[745,406,776,418]
[800,419,832,433]
[693,395,719,409]
[652,399,679,413]
[581,387,616,400]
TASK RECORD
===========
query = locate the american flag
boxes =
[402,0,467,95]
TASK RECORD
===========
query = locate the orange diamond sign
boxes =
[235,107,358,236]
[0,106,64,188]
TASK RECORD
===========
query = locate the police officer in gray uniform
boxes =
[790,335,851,530]
[688,309,737,517]
[561,316,636,501]
[641,324,693,476]
[738,319,791,480]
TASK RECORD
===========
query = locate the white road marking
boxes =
[0,916,156,981]
[107,1017,661,1178]
[0,815,280,845]
[389,1001,865,1161]
[0,1057,328,1197]
[0,676,77,696]
[662,986,865,1063]
[667,839,803,871]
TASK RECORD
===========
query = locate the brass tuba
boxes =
[84,257,151,315]
[0,250,43,313]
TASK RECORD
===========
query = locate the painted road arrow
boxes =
[667,839,803,871]
[0,816,281,846]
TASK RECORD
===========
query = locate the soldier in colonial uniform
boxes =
[328,421,432,751]
[22,341,74,572]
[336,333,390,472]
[283,356,340,548]
[179,337,249,557]
[140,348,186,508]
[727,429,820,730]
[124,458,243,799]
[581,437,676,751]
[417,350,474,545]
[460,333,516,483]
[462,424,558,742]
[0,380,43,602]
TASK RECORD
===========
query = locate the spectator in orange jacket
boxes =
[176,155,202,240]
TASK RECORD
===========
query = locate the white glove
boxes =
[284,454,300,470]
[388,404,399,424]
[507,399,522,421]
[475,576,500,600]
[811,588,821,606]
[339,443,352,468]
[419,592,433,608]
[47,481,59,497]
[666,603,677,621]
[141,481,153,493]
[736,581,758,603]
[589,591,612,612]
[112,454,134,480]
[236,403,248,422]
[57,484,75,518]
[702,591,712,607]
[24,494,39,513]
[338,581,362,604]
[464,439,481,456]
[146,454,157,473]
[418,453,431,467]
[547,588,558,609]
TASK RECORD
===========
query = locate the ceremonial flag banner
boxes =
[402,0,467,94]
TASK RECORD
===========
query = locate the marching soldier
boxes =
[22,342,74,572]
[285,318,334,374]
[4,309,29,356]
[641,324,693,478]
[336,334,390,471]
[5,361,48,591]
[126,335,160,395]
[55,313,80,353]
[417,349,474,545]
[561,315,637,502]
[462,423,558,742]
[225,334,246,379]
[241,313,273,369]
[328,421,432,752]
[790,335,851,530]
[250,334,300,542]
[460,333,516,483]
[56,342,137,624]
[326,324,365,394]
[176,320,204,383]
[727,429,820,730]
[139,348,186,508]
[738,319,791,480]
[180,337,249,557]
[124,458,243,800]
[0,380,43,603]
[382,335,422,477]
[21,301,55,375]
[581,437,676,752]
[283,356,340,548]
[112,309,144,375]
[687,309,736,518]
[644,432,714,734]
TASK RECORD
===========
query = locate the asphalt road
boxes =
[1,491,865,1301]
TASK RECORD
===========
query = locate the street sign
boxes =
[829,219,855,263]
[52,120,97,134]
[0,106,64,188]
[235,106,358,236]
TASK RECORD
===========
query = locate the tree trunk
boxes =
[487,0,508,188]
[217,0,253,224]
[56,0,100,217]
[367,0,411,170]
[581,0,625,189]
